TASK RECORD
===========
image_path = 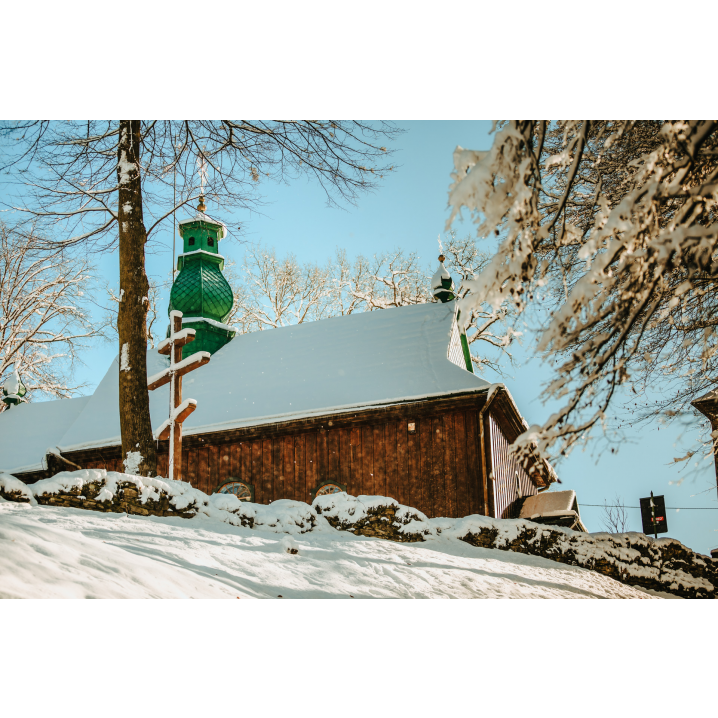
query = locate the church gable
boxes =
[447,314,473,373]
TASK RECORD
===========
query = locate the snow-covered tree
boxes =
[225,245,421,331]
[1,120,400,475]
[226,235,515,374]
[338,248,428,310]
[225,245,335,332]
[0,221,98,408]
[442,232,519,375]
[446,120,718,464]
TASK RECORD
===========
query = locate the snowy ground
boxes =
[0,499,655,599]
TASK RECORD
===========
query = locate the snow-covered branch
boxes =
[0,221,101,405]
[446,120,718,464]
[225,237,515,375]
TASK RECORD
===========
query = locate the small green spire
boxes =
[431,254,455,303]
[2,368,27,409]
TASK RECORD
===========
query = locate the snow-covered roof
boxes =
[519,490,579,520]
[178,211,228,239]
[0,396,91,474]
[2,303,489,464]
[693,387,718,404]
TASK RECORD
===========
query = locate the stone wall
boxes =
[450,516,718,599]
[35,478,202,519]
[313,492,434,542]
[0,471,202,518]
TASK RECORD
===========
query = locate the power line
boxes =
[582,504,718,510]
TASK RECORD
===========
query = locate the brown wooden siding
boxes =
[488,413,538,519]
[152,409,484,517]
[15,389,554,520]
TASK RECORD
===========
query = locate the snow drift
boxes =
[2,469,715,598]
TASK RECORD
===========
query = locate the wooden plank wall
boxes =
[17,389,554,520]
[174,409,486,519]
[19,398,510,520]
[488,413,537,519]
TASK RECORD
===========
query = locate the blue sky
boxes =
[13,121,718,554]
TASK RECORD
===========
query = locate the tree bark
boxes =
[117,120,157,476]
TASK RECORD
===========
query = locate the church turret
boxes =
[431,254,455,303]
[169,197,236,358]
[2,368,27,409]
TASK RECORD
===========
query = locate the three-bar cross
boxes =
[147,310,210,480]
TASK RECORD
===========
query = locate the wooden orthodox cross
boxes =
[147,310,210,480]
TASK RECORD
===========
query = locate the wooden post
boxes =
[148,310,211,481]
[170,312,182,480]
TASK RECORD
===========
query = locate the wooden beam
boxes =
[38,393,489,478]
[156,402,198,441]
[147,353,211,391]
[157,330,196,356]
[177,391,490,443]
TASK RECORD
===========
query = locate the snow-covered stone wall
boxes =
[2,470,716,598]
[313,492,435,542]
[448,515,717,600]
[0,470,318,534]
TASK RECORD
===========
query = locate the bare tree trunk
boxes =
[117,120,157,476]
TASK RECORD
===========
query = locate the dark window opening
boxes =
[207,237,215,247]
[188,237,195,246]
[311,481,347,501]
[216,480,254,502]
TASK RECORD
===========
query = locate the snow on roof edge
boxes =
[487,382,529,431]
[178,249,225,261]
[180,386,490,437]
[55,386,490,456]
[2,459,46,476]
[177,212,228,238]
[693,387,718,404]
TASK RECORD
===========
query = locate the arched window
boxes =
[215,480,253,502]
[207,236,215,247]
[313,482,346,500]
[189,237,196,246]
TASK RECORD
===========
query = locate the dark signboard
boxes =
[640,494,668,536]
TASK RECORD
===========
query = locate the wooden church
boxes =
[0,204,559,521]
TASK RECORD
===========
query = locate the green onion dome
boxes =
[168,252,234,323]
[168,199,236,357]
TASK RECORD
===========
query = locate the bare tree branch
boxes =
[446,120,718,468]
[0,220,100,407]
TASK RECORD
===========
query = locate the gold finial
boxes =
[438,254,446,263]
[198,195,206,213]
